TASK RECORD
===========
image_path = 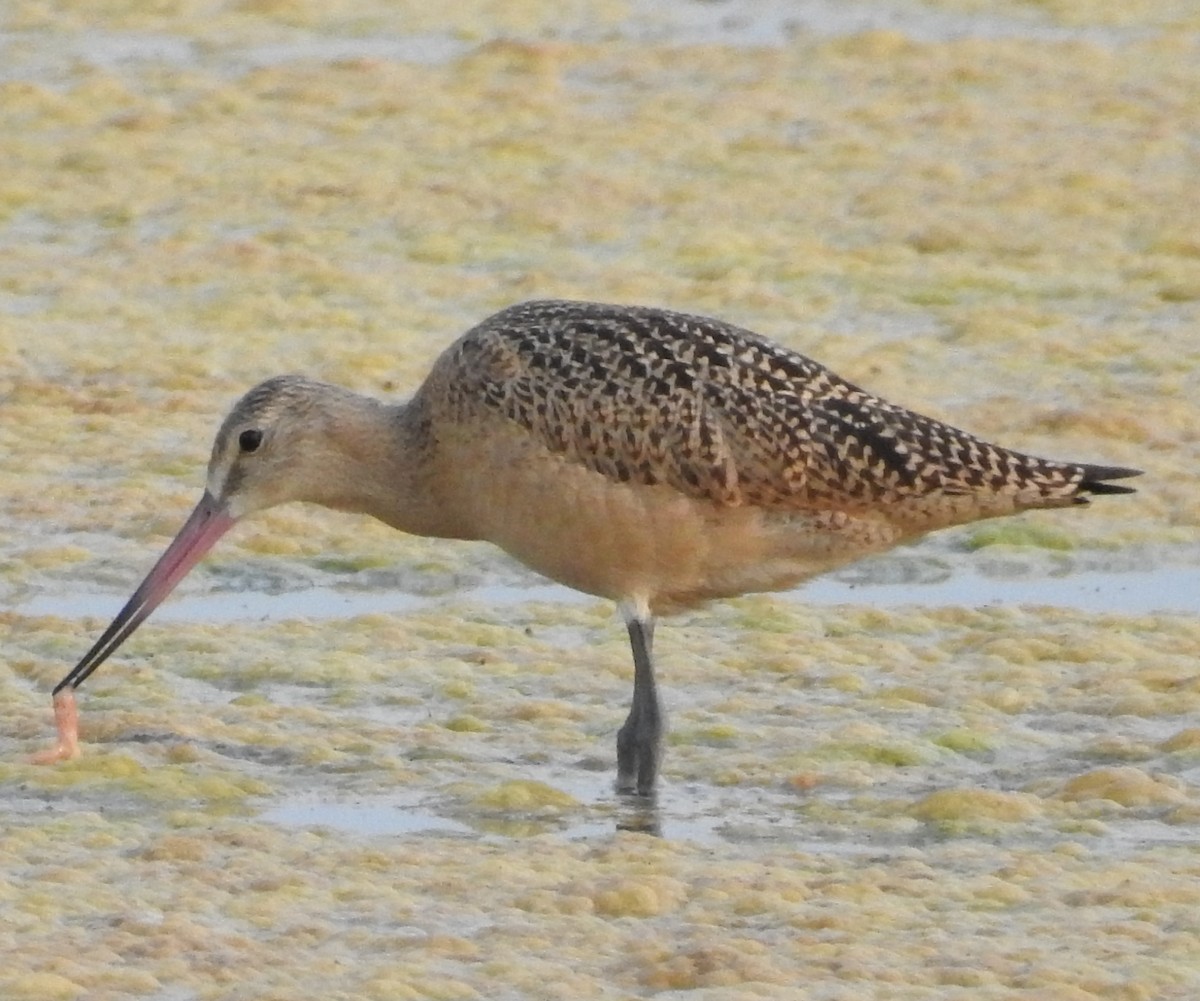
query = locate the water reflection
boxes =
[615,790,662,837]
[259,771,799,846]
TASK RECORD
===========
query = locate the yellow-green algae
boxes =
[910,787,1042,831]
[965,522,1078,551]
[1,1,1199,999]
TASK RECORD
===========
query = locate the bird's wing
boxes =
[439,300,1104,511]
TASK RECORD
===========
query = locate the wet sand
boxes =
[2,1,1199,998]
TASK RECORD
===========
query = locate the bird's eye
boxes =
[238,429,264,453]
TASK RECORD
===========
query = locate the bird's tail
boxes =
[1070,463,1142,504]
[1073,463,1141,500]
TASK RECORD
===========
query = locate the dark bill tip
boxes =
[52,491,236,694]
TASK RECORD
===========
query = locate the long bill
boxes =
[51,490,236,695]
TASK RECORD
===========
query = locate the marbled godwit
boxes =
[34,300,1140,793]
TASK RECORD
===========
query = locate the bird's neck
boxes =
[312,392,469,540]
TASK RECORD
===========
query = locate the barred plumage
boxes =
[435,299,1135,520]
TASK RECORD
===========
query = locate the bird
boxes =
[31,299,1140,794]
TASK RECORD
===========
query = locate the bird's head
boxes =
[52,375,347,694]
[206,375,346,519]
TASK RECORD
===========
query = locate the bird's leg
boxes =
[616,610,662,797]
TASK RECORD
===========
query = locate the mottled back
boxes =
[430,300,1131,514]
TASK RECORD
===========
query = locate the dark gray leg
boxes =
[616,612,662,796]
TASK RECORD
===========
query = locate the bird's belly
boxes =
[453,451,905,614]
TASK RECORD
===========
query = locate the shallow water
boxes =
[262,767,1200,854]
[16,558,1200,623]
[3,1,1199,998]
